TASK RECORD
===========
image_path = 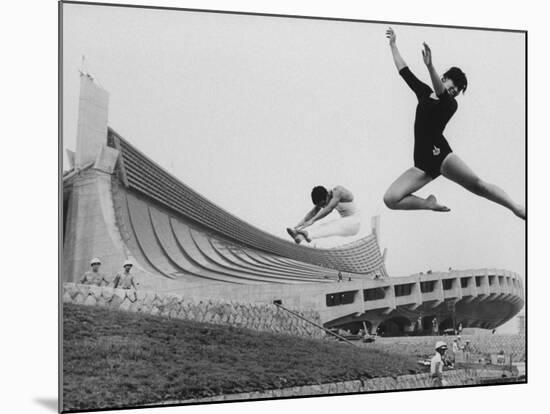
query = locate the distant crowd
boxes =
[79,258,137,290]
[335,271,383,282]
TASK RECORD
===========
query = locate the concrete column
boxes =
[358,280,366,314]
[443,275,462,301]
[477,270,490,300]
[371,216,380,239]
[382,284,397,315]
[370,320,382,335]
[462,271,478,303]
[408,280,422,310]
[75,74,109,168]
[63,169,128,282]
[65,149,75,170]
[430,279,444,309]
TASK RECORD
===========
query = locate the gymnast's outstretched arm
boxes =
[300,190,342,229]
[388,28,432,99]
[386,27,407,71]
[295,206,320,229]
[422,42,446,96]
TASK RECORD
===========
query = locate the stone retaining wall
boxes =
[369,335,526,362]
[62,283,325,339]
[158,368,520,405]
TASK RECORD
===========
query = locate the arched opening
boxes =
[422,315,439,335]
[330,320,373,335]
[438,317,455,333]
[378,316,412,337]
[363,320,373,334]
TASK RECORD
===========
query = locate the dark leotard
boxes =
[399,66,457,178]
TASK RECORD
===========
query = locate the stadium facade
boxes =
[62,74,524,335]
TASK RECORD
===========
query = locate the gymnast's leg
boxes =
[301,216,361,241]
[440,153,525,219]
[383,167,450,211]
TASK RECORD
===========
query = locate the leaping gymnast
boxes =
[287,185,361,244]
[383,27,525,219]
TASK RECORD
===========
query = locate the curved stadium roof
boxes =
[107,128,388,277]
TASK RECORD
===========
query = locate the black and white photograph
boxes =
[13,0,550,413]
[58,1,529,412]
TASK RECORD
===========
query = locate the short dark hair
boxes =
[311,186,328,205]
[443,67,468,94]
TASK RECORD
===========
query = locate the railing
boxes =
[273,302,358,346]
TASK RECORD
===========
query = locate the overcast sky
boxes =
[62,2,525,299]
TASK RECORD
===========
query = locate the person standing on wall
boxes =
[113,260,138,290]
[80,258,108,286]
[432,316,439,335]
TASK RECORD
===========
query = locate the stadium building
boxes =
[62,73,525,336]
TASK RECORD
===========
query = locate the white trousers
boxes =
[305,215,361,240]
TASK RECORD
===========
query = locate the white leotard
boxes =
[305,193,361,241]
[335,200,359,217]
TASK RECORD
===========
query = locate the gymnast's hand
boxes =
[422,42,433,67]
[386,27,396,45]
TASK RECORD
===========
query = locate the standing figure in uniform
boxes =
[113,260,138,290]
[431,341,448,387]
[80,258,108,286]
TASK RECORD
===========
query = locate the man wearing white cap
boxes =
[80,258,108,286]
[112,260,137,290]
[430,341,448,387]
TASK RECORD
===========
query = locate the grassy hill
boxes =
[63,303,421,411]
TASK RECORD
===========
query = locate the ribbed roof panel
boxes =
[108,128,387,275]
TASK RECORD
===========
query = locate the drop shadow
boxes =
[34,397,58,412]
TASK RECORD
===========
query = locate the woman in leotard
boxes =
[287,185,361,244]
[383,27,525,220]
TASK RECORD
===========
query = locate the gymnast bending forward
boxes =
[287,185,361,244]
[383,27,525,220]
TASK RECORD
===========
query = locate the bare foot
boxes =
[286,227,298,242]
[297,229,311,243]
[426,195,450,212]
[287,227,304,244]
